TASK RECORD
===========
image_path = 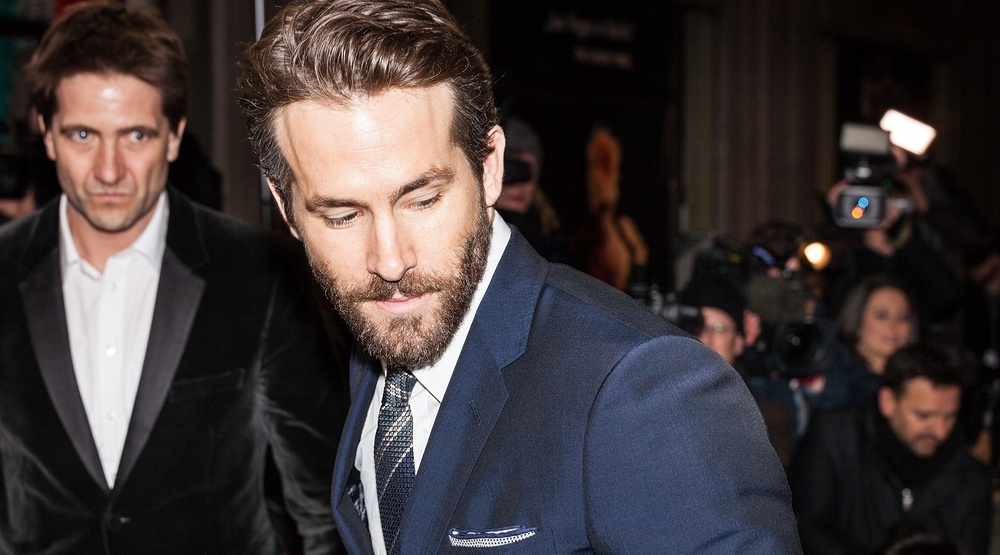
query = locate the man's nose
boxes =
[930,418,953,441]
[366,216,416,283]
[94,140,125,185]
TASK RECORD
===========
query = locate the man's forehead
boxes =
[899,377,961,405]
[273,86,471,198]
[52,72,166,119]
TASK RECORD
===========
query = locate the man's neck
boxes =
[66,203,156,274]
[873,407,957,488]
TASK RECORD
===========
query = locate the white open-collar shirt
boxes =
[60,192,168,488]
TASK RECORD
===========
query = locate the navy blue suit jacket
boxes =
[331,228,802,553]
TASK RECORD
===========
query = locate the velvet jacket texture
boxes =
[0,189,348,554]
[331,228,803,554]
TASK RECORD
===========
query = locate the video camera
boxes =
[646,286,704,336]
[832,110,935,228]
[649,235,837,378]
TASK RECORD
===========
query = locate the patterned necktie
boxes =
[375,368,417,555]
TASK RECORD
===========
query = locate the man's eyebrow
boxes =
[304,167,456,213]
[121,125,161,138]
[58,124,96,136]
[389,167,455,205]
[57,124,161,137]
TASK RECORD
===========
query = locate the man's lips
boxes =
[374,291,433,315]
[90,191,131,202]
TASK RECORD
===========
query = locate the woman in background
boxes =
[808,274,918,413]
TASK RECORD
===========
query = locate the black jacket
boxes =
[0,189,349,554]
[790,405,992,555]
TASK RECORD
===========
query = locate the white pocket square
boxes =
[447,525,537,548]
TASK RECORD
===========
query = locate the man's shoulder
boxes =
[167,192,303,268]
[945,448,994,485]
[0,203,56,269]
[797,406,870,457]
[539,263,686,342]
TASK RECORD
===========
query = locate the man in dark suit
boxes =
[790,345,992,555]
[0,3,348,553]
[239,1,801,553]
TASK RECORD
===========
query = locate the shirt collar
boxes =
[405,210,511,401]
[59,190,170,276]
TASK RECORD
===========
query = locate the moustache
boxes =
[342,272,446,303]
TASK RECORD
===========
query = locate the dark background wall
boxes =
[4,0,998,285]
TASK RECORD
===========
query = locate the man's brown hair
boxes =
[25,1,189,131]
[238,0,499,224]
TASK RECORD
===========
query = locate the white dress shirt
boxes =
[357,213,511,555]
[60,192,168,488]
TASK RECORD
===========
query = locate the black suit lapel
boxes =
[115,247,204,490]
[115,190,207,491]
[19,225,109,494]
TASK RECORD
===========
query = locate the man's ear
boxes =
[267,177,300,240]
[38,114,56,161]
[166,118,187,163]
[482,125,505,208]
[877,387,896,419]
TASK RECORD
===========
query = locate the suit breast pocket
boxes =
[168,368,246,402]
[438,527,556,554]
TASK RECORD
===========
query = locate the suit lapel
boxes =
[399,229,547,551]
[331,348,380,554]
[400,328,510,551]
[115,248,204,489]
[21,246,109,494]
[115,190,207,490]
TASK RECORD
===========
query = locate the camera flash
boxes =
[880,109,936,156]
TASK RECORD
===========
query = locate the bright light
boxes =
[880,109,936,156]
[803,242,832,270]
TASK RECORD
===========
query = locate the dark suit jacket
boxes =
[0,189,348,554]
[331,229,802,554]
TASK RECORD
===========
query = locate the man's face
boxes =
[878,377,961,458]
[697,307,744,365]
[41,73,184,240]
[272,85,504,369]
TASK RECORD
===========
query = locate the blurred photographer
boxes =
[825,119,962,329]
[496,117,574,266]
[681,273,794,467]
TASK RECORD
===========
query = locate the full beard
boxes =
[310,205,492,370]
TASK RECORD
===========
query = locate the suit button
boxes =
[106,514,131,531]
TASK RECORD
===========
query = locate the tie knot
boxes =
[383,369,417,406]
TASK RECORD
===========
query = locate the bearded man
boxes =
[238,1,801,553]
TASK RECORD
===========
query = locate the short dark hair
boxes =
[238,0,498,227]
[882,344,962,397]
[25,1,188,132]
